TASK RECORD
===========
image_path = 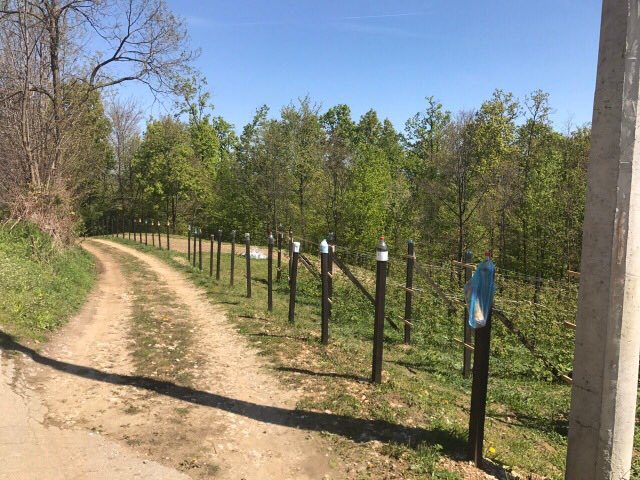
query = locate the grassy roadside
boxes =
[105,236,637,480]
[0,223,95,342]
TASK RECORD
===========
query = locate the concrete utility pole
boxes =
[566,1,640,479]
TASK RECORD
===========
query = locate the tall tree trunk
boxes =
[46,1,61,189]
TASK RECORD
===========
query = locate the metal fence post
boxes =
[267,234,274,312]
[187,225,191,260]
[288,241,300,323]
[371,236,388,384]
[245,233,252,298]
[320,239,330,345]
[157,221,162,249]
[152,220,156,247]
[463,251,474,378]
[216,229,222,280]
[144,219,148,245]
[230,230,236,286]
[166,221,170,251]
[404,240,415,344]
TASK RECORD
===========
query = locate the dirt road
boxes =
[0,239,338,479]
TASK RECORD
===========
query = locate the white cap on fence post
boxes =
[320,239,329,254]
[293,241,301,253]
[376,236,388,262]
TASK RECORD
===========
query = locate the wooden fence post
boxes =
[187,225,191,260]
[463,251,474,378]
[230,230,236,286]
[404,240,415,345]
[267,234,274,312]
[288,241,300,323]
[157,221,162,249]
[166,221,170,251]
[277,230,283,282]
[288,227,293,280]
[468,307,494,467]
[371,236,388,384]
[216,229,222,280]
[320,239,330,345]
[144,219,148,245]
[198,230,202,271]
[152,220,156,247]
[245,233,252,298]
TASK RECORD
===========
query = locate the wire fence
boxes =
[288,235,579,385]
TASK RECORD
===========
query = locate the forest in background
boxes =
[87,88,590,280]
[0,0,590,281]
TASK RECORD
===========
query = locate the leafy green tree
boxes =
[280,97,324,238]
[320,104,357,240]
[403,97,452,251]
[132,117,197,226]
[471,90,520,266]
[342,143,392,249]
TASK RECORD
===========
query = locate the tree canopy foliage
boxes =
[85,88,589,280]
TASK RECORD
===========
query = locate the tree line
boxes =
[93,88,590,280]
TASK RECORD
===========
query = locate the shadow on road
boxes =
[0,331,466,457]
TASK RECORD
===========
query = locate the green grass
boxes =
[106,235,638,479]
[0,223,95,341]
[104,243,202,386]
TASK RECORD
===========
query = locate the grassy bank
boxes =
[108,236,639,479]
[0,223,95,341]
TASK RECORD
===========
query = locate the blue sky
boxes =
[122,0,602,131]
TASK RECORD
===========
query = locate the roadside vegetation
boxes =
[0,223,95,341]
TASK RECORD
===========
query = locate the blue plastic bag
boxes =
[464,258,496,329]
